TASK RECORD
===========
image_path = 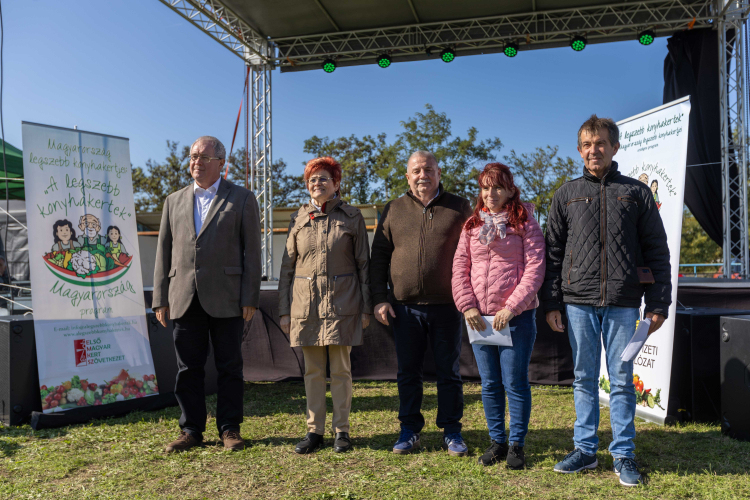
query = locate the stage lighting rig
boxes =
[504,42,518,57]
[377,54,392,68]
[638,29,655,46]
[441,48,456,63]
[571,35,587,52]
[322,58,337,73]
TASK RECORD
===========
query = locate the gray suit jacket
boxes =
[152,178,262,319]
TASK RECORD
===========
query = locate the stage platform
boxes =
[143,279,750,387]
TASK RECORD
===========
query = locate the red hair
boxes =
[304,156,342,194]
[464,163,528,231]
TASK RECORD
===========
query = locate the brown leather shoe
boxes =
[165,431,200,453]
[221,430,245,451]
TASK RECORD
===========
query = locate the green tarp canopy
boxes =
[0,138,24,200]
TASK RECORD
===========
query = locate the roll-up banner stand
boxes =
[598,97,691,425]
[22,122,159,414]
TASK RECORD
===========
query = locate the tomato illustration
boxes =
[636,380,644,393]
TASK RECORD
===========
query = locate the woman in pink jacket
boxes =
[452,162,545,470]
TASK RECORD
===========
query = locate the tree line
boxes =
[133,103,722,265]
[133,104,580,231]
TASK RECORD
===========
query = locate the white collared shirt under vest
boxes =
[193,177,221,234]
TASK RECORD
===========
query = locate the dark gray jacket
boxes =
[541,162,671,317]
[153,178,262,318]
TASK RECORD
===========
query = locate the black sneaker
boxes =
[333,432,352,453]
[294,432,324,454]
[477,440,508,466]
[506,442,525,470]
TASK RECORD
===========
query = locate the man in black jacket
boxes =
[541,115,670,487]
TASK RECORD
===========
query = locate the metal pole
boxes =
[266,65,274,279]
[717,0,750,278]
[243,40,274,280]
[245,64,249,190]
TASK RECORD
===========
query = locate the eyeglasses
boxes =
[307,176,332,185]
[189,154,223,162]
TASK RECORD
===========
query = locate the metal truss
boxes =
[246,46,274,278]
[162,0,750,280]
[275,0,715,71]
[718,1,750,278]
[157,0,272,65]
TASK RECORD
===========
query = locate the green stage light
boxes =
[639,29,655,46]
[377,54,392,68]
[504,42,518,57]
[571,35,587,52]
[441,48,455,63]
[322,58,336,73]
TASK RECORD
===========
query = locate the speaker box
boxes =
[669,307,750,423]
[719,315,750,441]
[0,317,42,426]
[1,313,219,427]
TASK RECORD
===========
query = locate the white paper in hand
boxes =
[466,316,513,346]
[620,318,651,362]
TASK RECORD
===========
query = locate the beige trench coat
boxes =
[278,199,372,347]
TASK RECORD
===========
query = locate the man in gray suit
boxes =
[153,136,261,452]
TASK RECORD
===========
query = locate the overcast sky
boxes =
[4,1,670,177]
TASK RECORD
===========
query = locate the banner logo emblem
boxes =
[74,339,87,367]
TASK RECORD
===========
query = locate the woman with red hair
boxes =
[452,162,545,469]
[278,156,372,454]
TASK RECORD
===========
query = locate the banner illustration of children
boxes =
[52,220,82,252]
[105,225,130,267]
[44,214,132,283]
[650,180,662,210]
[638,173,662,211]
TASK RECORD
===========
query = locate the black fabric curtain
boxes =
[663,28,723,247]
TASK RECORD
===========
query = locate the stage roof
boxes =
[223,0,623,39]
[161,0,715,71]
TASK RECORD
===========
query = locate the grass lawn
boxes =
[1,381,749,499]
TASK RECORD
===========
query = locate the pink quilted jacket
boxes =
[452,204,546,316]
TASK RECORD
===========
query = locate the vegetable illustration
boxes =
[66,388,85,402]
[70,250,98,277]
[40,370,158,411]
[599,374,663,410]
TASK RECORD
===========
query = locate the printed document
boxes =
[620,318,652,362]
[466,316,513,346]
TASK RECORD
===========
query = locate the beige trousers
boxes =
[301,345,352,435]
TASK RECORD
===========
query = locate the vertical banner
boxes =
[598,97,691,425]
[22,122,159,413]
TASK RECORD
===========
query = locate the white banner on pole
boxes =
[597,97,691,425]
[22,122,159,413]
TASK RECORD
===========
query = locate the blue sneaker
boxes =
[442,432,468,457]
[393,429,420,454]
[613,458,643,486]
[554,448,598,473]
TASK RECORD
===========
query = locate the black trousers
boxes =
[172,294,244,440]
[392,303,464,434]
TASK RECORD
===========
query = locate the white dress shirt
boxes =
[193,177,221,235]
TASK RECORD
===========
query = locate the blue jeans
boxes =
[472,309,537,446]
[566,304,639,459]
[392,303,464,434]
